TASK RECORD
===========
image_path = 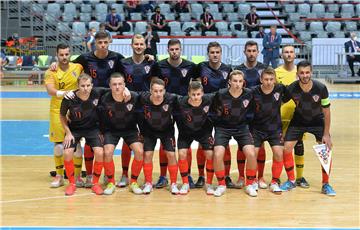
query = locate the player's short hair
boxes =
[207,42,222,53]
[150,77,165,89]
[99,23,106,28]
[282,44,295,53]
[250,5,256,10]
[297,60,312,71]
[56,43,70,53]
[110,72,125,82]
[168,39,181,48]
[95,31,110,40]
[228,70,244,81]
[131,34,145,44]
[261,67,276,79]
[244,40,259,50]
[188,80,203,92]
[77,73,92,84]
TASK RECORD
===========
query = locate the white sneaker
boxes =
[103,182,116,195]
[129,182,143,195]
[205,184,215,195]
[50,175,64,188]
[253,181,259,191]
[214,185,226,197]
[142,182,153,194]
[170,183,179,195]
[258,178,268,189]
[269,182,282,194]
[116,175,129,188]
[179,183,190,195]
[234,177,245,189]
[245,184,258,197]
[84,175,93,188]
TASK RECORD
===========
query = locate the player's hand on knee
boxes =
[64,133,75,149]
[64,91,76,100]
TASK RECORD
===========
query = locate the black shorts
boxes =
[67,128,103,149]
[285,125,324,142]
[143,130,176,152]
[251,129,284,147]
[104,129,143,146]
[178,129,214,150]
[214,126,254,149]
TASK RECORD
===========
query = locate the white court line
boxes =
[230,159,272,174]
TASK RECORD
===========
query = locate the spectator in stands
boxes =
[199,6,218,36]
[245,6,260,38]
[105,7,131,35]
[262,25,282,68]
[173,0,191,14]
[150,6,171,35]
[86,27,97,52]
[345,32,360,77]
[99,23,112,43]
[255,26,265,38]
[6,33,20,47]
[125,0,142,16]
[143,24,160,60]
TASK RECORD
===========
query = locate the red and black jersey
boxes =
[197,61,232,93]
[251,84,287,132]
[234,62,266,88]
[60,88,109,131]
[121,57,160,92]
[158,59,197,96]
[283,80,330,127]
[138,92,177,133]
[98,91,139,132]
[73,51,124,87]
[174,94,215,133]
[211,88,253,129]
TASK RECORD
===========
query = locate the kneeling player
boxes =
[175,81,215,195]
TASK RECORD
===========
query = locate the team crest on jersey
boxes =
[203,105,209,113]
[274,92,280,101]
[93,99,98,106]
[108,60,114,69]
[144,65,150,74]
[221,71,228,79]
[243,99,249,108]
[126,103,133,111]
[162,104,169,111]
[313,94,320,102]
[181,69,188,77]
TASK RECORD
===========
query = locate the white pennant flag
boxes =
[312,144,332,175]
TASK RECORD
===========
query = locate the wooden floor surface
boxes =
[0,84,359,227]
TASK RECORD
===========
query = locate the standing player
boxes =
[98,73,144,195]
[251,67,286,194]
[118,34,160,188]
[138,78,179,195]
[60,74,107,196]
[280,60,336,196]
[174,80,215,195]
[44,44,84,188]
[276,45,309,188]
[156,39,198,189]
[196,42,233,188]
[234,40,267,189]
[212,70,258,197]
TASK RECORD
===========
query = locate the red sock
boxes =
[205,159,214,184]
[283,151,295,181]
[271,159,283,184]
[257,146,266,178]
[121,143,131,177]
[237,149,246,177]
[187,148,192,174]
[84,144,94,175]
[159,144,168,177]
[64,159,75,184]
[168,164,178,184]
[322,160,332,184]
[130,159,143,183]
[246,168,257,186]
[178,159,189,184]
[93,161,103,184]
[215,170,225,186]
[104,160,115,183]
[143,162,153,183]
[224,146,231,176]
[196,148,206,177]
